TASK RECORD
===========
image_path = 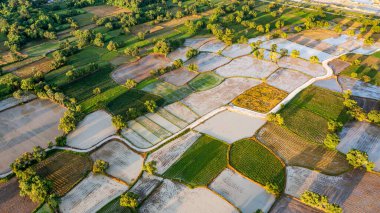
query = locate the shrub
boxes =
[300,191,342,213]
[346,149,375,171]
[18,168,52,203]
[112,115,127,130]
[362,75,371,83]
[368,110,380,124]
[107,41,117,51]
[124,79,137,90]
[55,135,67,146]
[188,63,198,71]
[144,100,157,113]
[153,40,171,55]
[264,182,280,196]
[186,48,199,59]
[120,192,139,209]
[327,120,343,132]
[124,47,139,56]
[310,55,319,64]
[323,133,340,149]
[93,87,101,95]
[93,159,109,174]
[143,161,157,175]
[267,113,284,125]
[290,49,300,58]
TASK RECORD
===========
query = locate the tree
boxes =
[253,49,264,60]
[51,51,67,69]
[55,135,66,146]
[93,160,109,174]
[364,37,374,46]
[323,133,340,149]
[186,48,199,59]
[112,115,127,130]
[300,191,342,213]
[93,87,101,95]
[124,79,137,90]
[120,192,139,209]
[327,120,343,132]
[309,55,319,64]
[17,168,51,203]
[107,41,117,51]
[153,40,171,55]
[269,51,279,62]
[368,110,380,124]
[237,35,248,44]
[280,48,288,57]
[143,161,157,175]
[124,47,139,56]
[144,100,157,113]
[267,113,284,125]
[188,63,198,71]
[137,31,146,40]
[93,33,104,47]
[346,149,375,171]
[271,44,277,52]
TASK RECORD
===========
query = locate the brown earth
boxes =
[328,59,351,74]
[13,57,53,78]
[270,195,322,213]
[84,5,130,18]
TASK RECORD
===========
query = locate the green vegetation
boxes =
[164,135,228,187]
[229,139,286,194]
[93,159,109,174]
[98,196,131,213]
[141,80,193,104]
[188,72,223,91]
[346,149,375,171]
[120,192,139,209]
[300,191,342,213]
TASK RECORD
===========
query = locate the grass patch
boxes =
[66,46,108,67]
[72,13,94,27]
[229,138,286,193]
[23,41,59,57]
[188,72,223,91]
[164,135,229,187]
[97,196,131,213]
[232,83,288,113]
[32,151,92,196]
[35,203,53,213]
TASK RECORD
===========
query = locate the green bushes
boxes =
[300,191,342,213]
[112,115,128,130]
[346,149,375,171]
[120,192,138,209]
[93,160,109,174]
[65,63,110,82]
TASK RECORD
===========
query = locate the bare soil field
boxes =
[167,47,191,62]
[270,195,322,213]
[257,123,350,175]
[139,179,239,213]
[209,168,276,213]
[60,174,129,213]
[182,77,261,115]
[67,110,116,149]
[2,56,43,73]
[233,83,288,113]
[195,110,266,143]
[0,99,65,174]
[287,34,343,55]
[91,140,143,184]
[312,78,342,93]
[285,166,380,212]
[159,67,198,86]
[0,178,39,213]
[146,131,201,174]
[337,121,380,171]
[84,5,130,17]
[297,29,340,40]
[267,68,311,93]
[129,172,163,202]
[112,54,172,83]
[328,58,351,74]
[221,44,252,58]
[215,55,279,79]
[278,56,326,77]
[352,96,380,112]
[338,76,380,100]
[0,94,36,112]
[198,39,227,53]
[163,102,199,124]
[183,37,214,49]
[13,57,53,78]
[184,52,231,72]
[322,34,351,46]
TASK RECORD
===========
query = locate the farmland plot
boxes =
[13,57,53,78]
[287,34,343,55]
[163,102,199,124]
[322,34,351,46]
[91,140,144,184]
[111,54,171,84]
[139,179,239,213]
[167,47,191,62]
[60,174,129,213]
[257,123,350,175]
[0,94,36,112]
[337,121,380,171]
[159,67,197,86]
[141,80,193,103]
[84,5,130,17]
[147,131,201,174]
[127,120,160,144]
[277,56,326,77]
[270,195,322,213]
[285,166,380,212]
[183,37,214,49]
[221,43,252,58]
[188,72,224,91]
[145,112,181,133]
[198,39,227,53]
[352,96,380,112]
[209,168,276,213]
[67,110,116,149]
[2,56,43,73]
[136,116,171,139]
[182,77,260,115]
[215,55,279,79]
[267,68,311,93]
[195,110,266,144]
[328,58,351,74]
[0,178,39,213]
[121,128,153,149]
[338,76,380,100]
[0,99,65,174]
[33,151,92,196]
[313,78,342,93]
[129,173,163,202]
[184,53,231,72]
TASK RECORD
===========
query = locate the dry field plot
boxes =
[328,58,351,74]
[60,174,129,213]
[141,80,192,103]
[182,77,260,115]
[145,112,181,133]
[167,47,191,62]
[0,178,39,213]
[159,67,198,87]
[322,34,351,46]
[184,53,231,72]
[233,83,288,113]
[13,57,53,78]
[198,39,227,53]
[0,94,36,112]
[112,54,171,83]
[338,76,380,100]
[210,168,276,213]
[84,5,129,17]
[91,140,143,184]
[127,120,161,144]
[140,179,239,213]
[278,56,326,77]
[298,29,340,40]
[337,121,380,171]
[146,131,201,174]
[195,110,266,143]
[286,166,380,212]
[2,56,42,73]
[129,173,163,202]
[215,55,279,79]
[267,68,311,93]
[257,123,350,175]
[312,78,342,93]
[0,99,65,174]
[221,44,252,58]
[136,116,171,140]
[163,101,199,124]
[67,110,116,149]
[270,195,322,213]
[287,34,343,55]
[353,96,380,112]
[183,37,214,49]
[122,128,153,149]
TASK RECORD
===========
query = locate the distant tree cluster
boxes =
[300,191,342,213]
